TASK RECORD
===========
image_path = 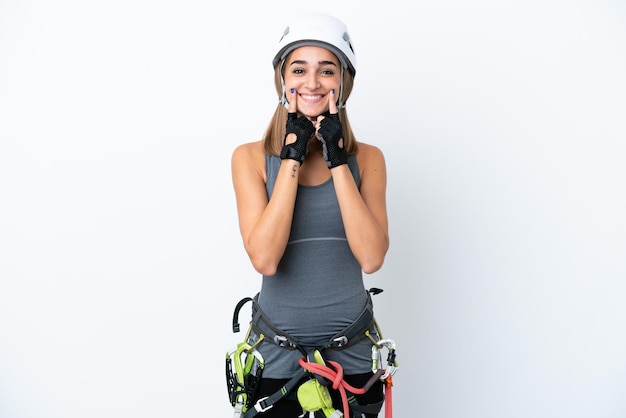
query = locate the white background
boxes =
[1,0,625,417]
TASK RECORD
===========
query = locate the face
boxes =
[283,45,342,119]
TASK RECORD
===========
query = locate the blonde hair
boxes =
[262,62,358,156]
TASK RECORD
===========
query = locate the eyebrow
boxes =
[289,59,338,67]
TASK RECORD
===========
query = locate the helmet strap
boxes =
[279,60,289,109]
[337,67,346,109]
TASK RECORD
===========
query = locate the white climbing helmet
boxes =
[272,13,356,76]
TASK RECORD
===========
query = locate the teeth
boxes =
[302,95,322,100]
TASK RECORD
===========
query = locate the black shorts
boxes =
[250,372,384,418]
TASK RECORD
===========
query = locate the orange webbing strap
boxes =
[384,375,393,418]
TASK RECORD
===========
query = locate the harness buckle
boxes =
[332,335,348,347]
[273,335,291,348]
[254,396,273,413]
[232,402,244,418]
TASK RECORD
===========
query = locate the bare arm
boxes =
[331,144,389,273]
[231,142,302,275]
[231,89,314,276]
[316,90,389,273]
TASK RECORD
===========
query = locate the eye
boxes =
[292,68,305,75]
[321,68,336,76]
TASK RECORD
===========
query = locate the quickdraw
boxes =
[226,341,265,417]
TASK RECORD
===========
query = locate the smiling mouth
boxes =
[300,94,324,102]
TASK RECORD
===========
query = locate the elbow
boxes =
[249,253,279,276]
[244,239,282,276]
[361,258,384,274]
[360,253,386,274]
[254,264,278,276]
[359,239,389,274]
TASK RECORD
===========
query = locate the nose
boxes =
[303,72,321,90]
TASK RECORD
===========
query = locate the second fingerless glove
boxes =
[317,113,348,168]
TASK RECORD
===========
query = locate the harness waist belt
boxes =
[233,290,376,353]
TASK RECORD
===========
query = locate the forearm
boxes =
[331,165,389,274]
[244,160,301,275]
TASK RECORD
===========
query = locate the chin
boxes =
[302,108,328,119]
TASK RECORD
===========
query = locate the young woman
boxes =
[231,13,389,417]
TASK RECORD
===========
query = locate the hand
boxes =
[316,89,347,168]
[280,88,315,165]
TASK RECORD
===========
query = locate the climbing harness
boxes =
[226,288,398,417]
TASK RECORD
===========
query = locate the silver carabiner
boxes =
[371,339,398,379]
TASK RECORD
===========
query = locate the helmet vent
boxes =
[342,32,354,54]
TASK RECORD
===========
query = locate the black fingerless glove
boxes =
[280,112,315,165]
[318,113,348,168]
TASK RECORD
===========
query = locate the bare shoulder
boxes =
[355,142,386,173]
[232,140,265,163]
[232,140,266,168]
[231,140,267,181]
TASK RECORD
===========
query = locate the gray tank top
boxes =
[252,155,377,378]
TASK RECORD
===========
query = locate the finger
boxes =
[315,114,324,129]
[314,115,322,140]
[288,87,297,114]
[328,88,338,115]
